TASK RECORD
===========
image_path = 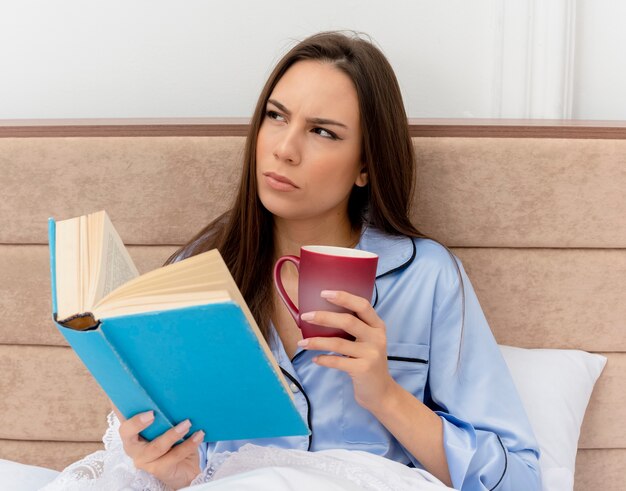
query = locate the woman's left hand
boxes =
[298,290,398,412]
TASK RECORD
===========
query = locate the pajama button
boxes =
[289,382,300,393]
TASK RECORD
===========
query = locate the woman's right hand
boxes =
[115,408,205,490]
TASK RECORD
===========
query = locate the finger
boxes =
[313,354,363,373]
[118,410,154,441]
[298,336,370,359]
[149,430,205,472]
[320,290,385,329]
[139,419,193,463]
[301,310,369,339]
[118,411,155,458]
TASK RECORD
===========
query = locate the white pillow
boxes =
[499,345,607,491]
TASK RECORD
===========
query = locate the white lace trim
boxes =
[39,412,172,491]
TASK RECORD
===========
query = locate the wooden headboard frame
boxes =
[2,118,626,139]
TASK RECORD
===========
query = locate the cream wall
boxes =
[572,0,626,120]
[0,0,623,120]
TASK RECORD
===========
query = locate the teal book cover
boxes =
[48,216,309,443]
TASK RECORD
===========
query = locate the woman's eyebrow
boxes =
[267,99,348,129]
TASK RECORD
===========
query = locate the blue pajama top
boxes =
[198,226,542,490]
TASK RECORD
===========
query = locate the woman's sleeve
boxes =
[424,254,542,491]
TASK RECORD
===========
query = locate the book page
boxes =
[98,267,228,303]
[90,211,140,307]
[86,210,104,309]
[79,215,89,313]
[93,290,231,319]
[55,217,81,320]
[94,248,219,307]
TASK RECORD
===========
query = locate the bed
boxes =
[0,119,624,490]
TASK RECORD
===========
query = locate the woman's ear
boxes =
[355,166,369,188]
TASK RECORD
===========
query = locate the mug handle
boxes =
[273,255,300,325]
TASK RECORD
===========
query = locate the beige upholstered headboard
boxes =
[0,120,624,490]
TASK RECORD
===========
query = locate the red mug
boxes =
[273,245,378,339]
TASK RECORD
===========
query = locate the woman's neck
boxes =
[273,215,360,259]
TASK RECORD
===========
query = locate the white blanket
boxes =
[0,459,59,491]
[185,444,451,491]
[1,412,451,491]
[1,446,450,491]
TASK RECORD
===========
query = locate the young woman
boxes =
[115,31,542,490]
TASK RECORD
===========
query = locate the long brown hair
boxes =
[164,31,464,346]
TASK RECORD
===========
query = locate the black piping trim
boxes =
[387,356,428,364]
[291,349,306,364]
[372,238,417,309]
[280,367,313,451]
[375,237,417,280]
[372,283,378,307]
[489,435,508,491]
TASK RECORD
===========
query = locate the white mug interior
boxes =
[302,245,378,258]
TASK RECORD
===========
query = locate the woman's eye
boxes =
[313,127,338,140]
[266,110,285,122]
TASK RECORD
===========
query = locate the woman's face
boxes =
[256,60,367,224]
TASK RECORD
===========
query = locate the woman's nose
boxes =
[273,126,301,165]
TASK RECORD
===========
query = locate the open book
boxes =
[49,210,309,442]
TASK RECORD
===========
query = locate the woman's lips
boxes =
[263,172,299,191]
